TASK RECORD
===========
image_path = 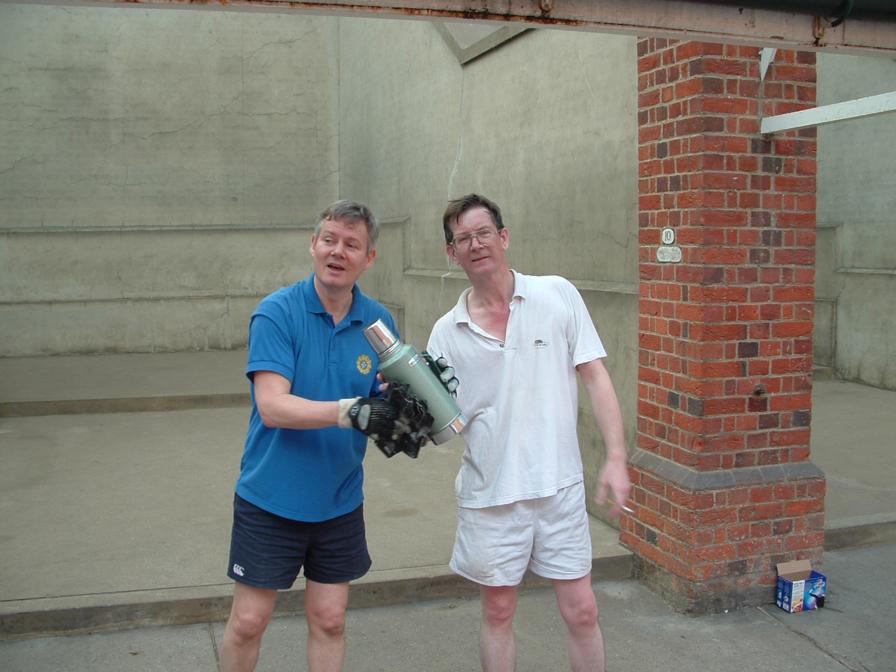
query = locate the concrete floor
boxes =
[3,543,895,672]
[0,352,894,639]
[808,378,896,528]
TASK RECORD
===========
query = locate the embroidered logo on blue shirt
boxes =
[357,354,373,375]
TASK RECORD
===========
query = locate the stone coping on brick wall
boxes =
[629,448,825,491]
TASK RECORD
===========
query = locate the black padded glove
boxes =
[339,383,434,458]
[421,350,459,396]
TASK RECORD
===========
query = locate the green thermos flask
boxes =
[364,319,467,444]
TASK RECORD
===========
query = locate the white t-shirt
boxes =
[427,271,607,508]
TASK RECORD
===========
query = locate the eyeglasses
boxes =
[451,228,499,250]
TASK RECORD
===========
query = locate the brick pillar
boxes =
[626,39,826,612]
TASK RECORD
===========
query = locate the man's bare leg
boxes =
[305,580,350,672]
[221,583,278,672]
[479,585,519,672]
[554,574,604,672]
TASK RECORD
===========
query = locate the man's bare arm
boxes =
[253,371,341,429]
[577,358,632,516]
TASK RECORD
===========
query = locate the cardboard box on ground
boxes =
[776,559,827,613]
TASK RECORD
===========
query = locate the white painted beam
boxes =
[761,90,896,134]
[760,48,778,82]
[2,0,896,56]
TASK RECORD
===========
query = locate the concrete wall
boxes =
[816,53,896,389]
[0,5,338,354]
[336,18,640,512]
[1,7,891,478]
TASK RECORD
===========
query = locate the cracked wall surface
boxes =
[337,18,639,333]
[0,5,338,354]
[1,5,892,386]
[816,53,896,389]
[335,18,640,520]
[0,6,338,228]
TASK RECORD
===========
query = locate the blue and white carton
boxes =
[776,559,827,613]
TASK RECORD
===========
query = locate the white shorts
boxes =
[450,481,592,587]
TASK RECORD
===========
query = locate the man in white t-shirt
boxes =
[427,194,631,672]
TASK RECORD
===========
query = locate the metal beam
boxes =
[3,0,896,56]
[761,90,896,134]
[759,47,778,82]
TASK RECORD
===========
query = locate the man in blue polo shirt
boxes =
[221,200,431,672]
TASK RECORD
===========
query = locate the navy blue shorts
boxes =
[227,495,371,589]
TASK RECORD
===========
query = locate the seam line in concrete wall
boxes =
[1,293,267,306]
[0,225,313,234]
[834,267,896,276]
[403,268,638,295]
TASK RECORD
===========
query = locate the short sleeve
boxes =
[246,309,296,383]
[561,279,607,366]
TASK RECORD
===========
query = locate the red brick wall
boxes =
[626,39,826,612]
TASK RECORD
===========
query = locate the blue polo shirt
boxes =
[236,275,398,522]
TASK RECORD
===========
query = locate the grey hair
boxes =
[315,200,379,251]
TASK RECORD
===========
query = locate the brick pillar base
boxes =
[625,39,826,613]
